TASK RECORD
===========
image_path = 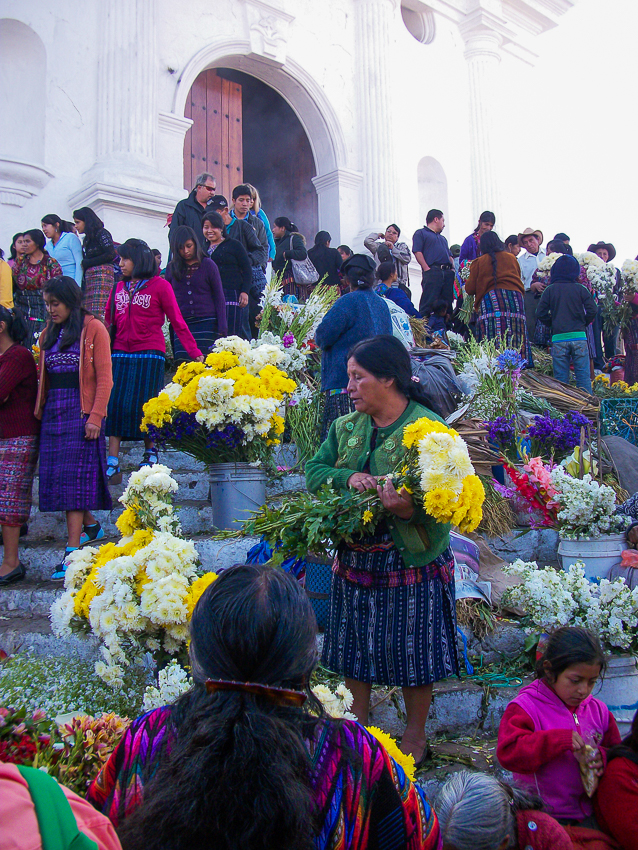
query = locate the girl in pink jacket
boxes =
[497,627,621,823]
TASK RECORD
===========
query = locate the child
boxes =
[535,254,597,393]
[375,261,420,317]
[427,299,449,343]
[497,626,622,824]
[595,708,638,848]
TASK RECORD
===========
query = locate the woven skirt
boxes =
[83,264,114,323]
[0,435,39,525]
[321,537,459,687]
[39,388,111,512]
[477,289,533,366]
[13,289,46,352]
[320,390,355,443]
[224,288,251,340]
[106,350,165,441]
[171,317,219,363]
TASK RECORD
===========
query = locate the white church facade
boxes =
[1,0,573,255]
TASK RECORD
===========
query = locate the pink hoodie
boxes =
[504,679,614,820]
[105,276,201,359]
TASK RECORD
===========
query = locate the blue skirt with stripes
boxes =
[106,350,165,441]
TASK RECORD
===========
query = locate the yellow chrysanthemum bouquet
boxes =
[141,336,297,465]
[51,464,217,688]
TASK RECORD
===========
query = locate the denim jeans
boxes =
[551,339,592,393]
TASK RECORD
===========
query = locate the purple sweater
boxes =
[165,258,228,336]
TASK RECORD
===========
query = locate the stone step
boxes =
[485,528,559,564]
[0,535,261,582]
[0,615,100,661]
[0,580,60,617]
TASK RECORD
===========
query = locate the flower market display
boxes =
[51,464,218,687]
[141,337,296,465]
[225,415,485,563]
[503,560,638,653]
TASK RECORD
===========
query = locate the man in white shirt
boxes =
[518,227,546,341]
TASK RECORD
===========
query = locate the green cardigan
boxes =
[305,400,451,567]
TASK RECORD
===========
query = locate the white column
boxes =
[460,24,502,217]
[353,0,401,233]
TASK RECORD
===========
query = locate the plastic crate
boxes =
[600,397,638,444]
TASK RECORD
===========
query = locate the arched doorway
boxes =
[183,67,318,242]
[417,156,448,227]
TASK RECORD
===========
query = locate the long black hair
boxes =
[168,225,203,283]
[0,305,28,343]
[118,564,323,850]
[41,214,72,234]
[40,277,87,351]
[9,233,25,260]
[72,206,104,243]
[474,210,496,233]
[535,626,606,681]
[274,216,299,234]
[118,238,157,281]
[479,230,506,287]
[348,334,443,416]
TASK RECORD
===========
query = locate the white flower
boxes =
[162,382,183,402]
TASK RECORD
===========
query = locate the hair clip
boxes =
[205,679,307,707]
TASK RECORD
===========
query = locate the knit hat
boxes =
[550,254,580,283]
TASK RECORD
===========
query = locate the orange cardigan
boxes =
[465,251,524,311]
[35,314,113,428]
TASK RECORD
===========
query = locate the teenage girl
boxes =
[497,626,622,824]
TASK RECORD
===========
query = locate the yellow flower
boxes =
[365,726,416,781]
[424,488,456,523]
[402,417,453,449]
[204,351,240,373]
[185,572,218,618]
[173,361,206,386]
[141,393,173,431]
[362,510,373,524]
[116,506,140,537]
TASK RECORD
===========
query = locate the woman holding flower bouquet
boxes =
[306,335,461,766]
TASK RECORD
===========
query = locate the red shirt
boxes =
[105,276,201,359]
[595,756,638,849]
[0,343,40,438]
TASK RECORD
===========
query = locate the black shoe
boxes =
[0,524,28,546]
[0,562,26,586]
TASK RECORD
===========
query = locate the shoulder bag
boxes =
[288,235,319,285]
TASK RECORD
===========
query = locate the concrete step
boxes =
[0,614,100,660]
[0,580,61,617]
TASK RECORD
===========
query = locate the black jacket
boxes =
[208,238,252,295]
[82,227,116,270]
[226,217,267,268]
[536,279,597,337]
[273,231,307,275]
[169,190,209,248]
[307,244,342,287]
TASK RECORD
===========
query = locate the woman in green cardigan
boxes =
[306,335,459,767]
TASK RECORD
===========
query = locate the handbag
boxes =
[288,235,319,285]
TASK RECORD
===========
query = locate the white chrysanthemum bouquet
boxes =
[50,465,217,688]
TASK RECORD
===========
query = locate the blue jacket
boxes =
[315,289,392,390]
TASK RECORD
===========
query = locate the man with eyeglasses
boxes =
[168,172,216,249]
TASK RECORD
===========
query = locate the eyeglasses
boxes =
[200,185,216,192]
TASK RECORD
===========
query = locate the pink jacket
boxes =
[500,679,619,820]
[105,276,202,359]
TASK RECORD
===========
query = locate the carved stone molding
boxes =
[0,158,53,208]
[244,0,295,66]
[312,169,363,194]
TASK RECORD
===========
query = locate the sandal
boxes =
[139,450,159,469]
[79,522,104,547]
[106,457,122,485]
[51,549,76,582]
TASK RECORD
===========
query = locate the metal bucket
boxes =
[558,533,626,580]
[209,463,267,530]
[597,654,638,736]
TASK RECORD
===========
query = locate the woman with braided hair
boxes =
[465,230,531,365]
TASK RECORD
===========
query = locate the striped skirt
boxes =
[321,536,459,687]
[13,289,46,352]
[39,388,111,512]
[0,435,39,525]
[106,350,165,441]
[224,288,251,340]
[171,317,219,363]
[83,264,115,323]
[477,288,533,366]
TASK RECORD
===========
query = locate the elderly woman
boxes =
[315,254,392,440]
[87,564,441,850]
[306,335,458,766]
[465,230,531,364]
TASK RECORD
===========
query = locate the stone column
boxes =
[460,21,503,218]
[353,0,401,234]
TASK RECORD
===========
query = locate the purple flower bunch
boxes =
[205,424,244,450]
[283,332,295,348]
[485,415,516,449]
[496,349,527,372]
[144,412,199,446]
[528,411,592,457]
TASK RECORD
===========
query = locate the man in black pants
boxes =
[412,209,455,317]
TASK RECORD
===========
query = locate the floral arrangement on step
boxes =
[503,559,638,653]
[50,465,217,688]
[483,410,593,466]
[140,337,296,465]
[593,373,638,398]
[455,339,526,421]
[218,416,484,561]
[258,272,339,348]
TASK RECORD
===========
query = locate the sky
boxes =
[496,0,637,263]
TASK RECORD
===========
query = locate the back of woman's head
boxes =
[342,253,376,289]
[480,231,506,288]
[118,564,320,850]
[41,276,85,350]
[535,626,606,680]
[0,305,28,343]
[169,225,203,282]
[314,230,331,247]
[436,772,540,850]
[24,229,46,253]
[118,238,157,280]
[376,260,396,282]
[274,216,298,233]
[546,239,569,255]
[72,206,103,239]
[348,335,443,416]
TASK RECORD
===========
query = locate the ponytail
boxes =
[0,305,28,344]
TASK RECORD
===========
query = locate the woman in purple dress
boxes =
[35,276,113,580]
[458,211,496,270]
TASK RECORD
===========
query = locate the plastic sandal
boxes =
[139,450,159,469]
[79,523,105,547]
[106,458,122,485]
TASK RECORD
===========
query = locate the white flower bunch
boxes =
[549,467,628,539]
[252,331,308,374]
[214,334,252,358]
[312,683,356,720]
[417,431,474,495]
[458,350,497,395]
[142,659,192,711]
[537,253,563,273]
[504,560,638,652]
[259,275,284,311]
[447,331,465,350]
[621,259,638,295]
[119,464,181,536]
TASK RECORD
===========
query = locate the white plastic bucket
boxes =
[558,533,626,580]
[597,654,638,737]
[209,462,267,530]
